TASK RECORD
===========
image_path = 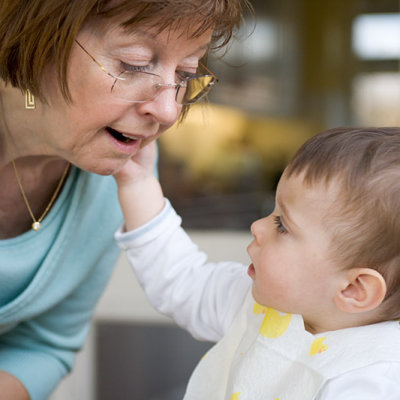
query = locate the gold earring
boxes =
[25,89,35,109]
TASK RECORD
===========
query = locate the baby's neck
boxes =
[303,312,383,335]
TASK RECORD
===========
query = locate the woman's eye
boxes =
[176,70,197,82]
[120,61,149,73]
[273,215,287,234]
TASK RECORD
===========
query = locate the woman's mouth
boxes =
[106,126,144,155]
[106,127,140,144]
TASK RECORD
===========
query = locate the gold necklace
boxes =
[10,159,70,231]
[2,124,70,231]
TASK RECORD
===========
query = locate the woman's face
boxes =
[34,19,213,175]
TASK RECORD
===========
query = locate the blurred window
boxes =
[352,14,400,60]
[351,12,400,125]
[159,1,400,230]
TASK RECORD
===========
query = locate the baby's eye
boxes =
[273,215,287,234]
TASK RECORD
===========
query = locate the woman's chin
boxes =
[74,158,130,176]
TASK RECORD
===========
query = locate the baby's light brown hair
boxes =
[286,127,400,321]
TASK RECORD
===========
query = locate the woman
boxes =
[0,1,252,399]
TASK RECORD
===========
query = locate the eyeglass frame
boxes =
[74,40,218,105]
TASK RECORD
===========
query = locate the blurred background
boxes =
[159,0,400,230]
[51,0,400,399]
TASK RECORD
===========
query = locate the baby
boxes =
[114,127,400,399]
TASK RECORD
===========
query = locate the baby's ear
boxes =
[334,268,387,313]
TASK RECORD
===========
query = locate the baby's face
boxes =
[247,172,344,327]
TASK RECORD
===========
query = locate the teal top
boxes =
[0,166,123,399]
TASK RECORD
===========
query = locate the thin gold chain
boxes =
[2,117,70,231]
[10,158,70,226]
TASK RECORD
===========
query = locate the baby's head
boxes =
[286,127,400,322]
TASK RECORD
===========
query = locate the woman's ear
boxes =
[334,268,387,313]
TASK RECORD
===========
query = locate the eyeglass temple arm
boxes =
[74,40,123,81]
[199,62,218,81]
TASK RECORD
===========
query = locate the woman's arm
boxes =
[0,371,29,400]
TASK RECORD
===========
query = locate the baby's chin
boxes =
[250,287,289,314]
[251,286,267,307]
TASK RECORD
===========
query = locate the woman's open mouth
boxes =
[106,127,139,144]
[106,126,143,155]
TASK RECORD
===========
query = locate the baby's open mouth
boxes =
[106,127,138,144]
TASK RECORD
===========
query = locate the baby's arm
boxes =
[114,141,251,342]
[115,201,251,342]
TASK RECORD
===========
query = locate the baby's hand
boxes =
[114,140,165,231]
[113,140,157,187]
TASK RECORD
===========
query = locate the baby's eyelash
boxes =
[273,215,287,234]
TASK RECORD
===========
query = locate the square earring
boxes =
[25,89,36,109]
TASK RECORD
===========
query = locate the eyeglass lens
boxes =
[111,71,215,105]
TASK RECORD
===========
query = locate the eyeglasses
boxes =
[75,40,218,105]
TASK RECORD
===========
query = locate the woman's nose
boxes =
[137,82,182,126]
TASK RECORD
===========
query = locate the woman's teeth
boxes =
[122,133,140,141]
[107,127,139,143]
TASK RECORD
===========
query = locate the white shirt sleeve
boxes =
[115,199,252,342]
[316,362,400,399]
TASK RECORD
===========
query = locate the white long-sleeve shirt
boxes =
[115,200,400,400]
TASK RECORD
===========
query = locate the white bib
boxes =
[184,290,400,400]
